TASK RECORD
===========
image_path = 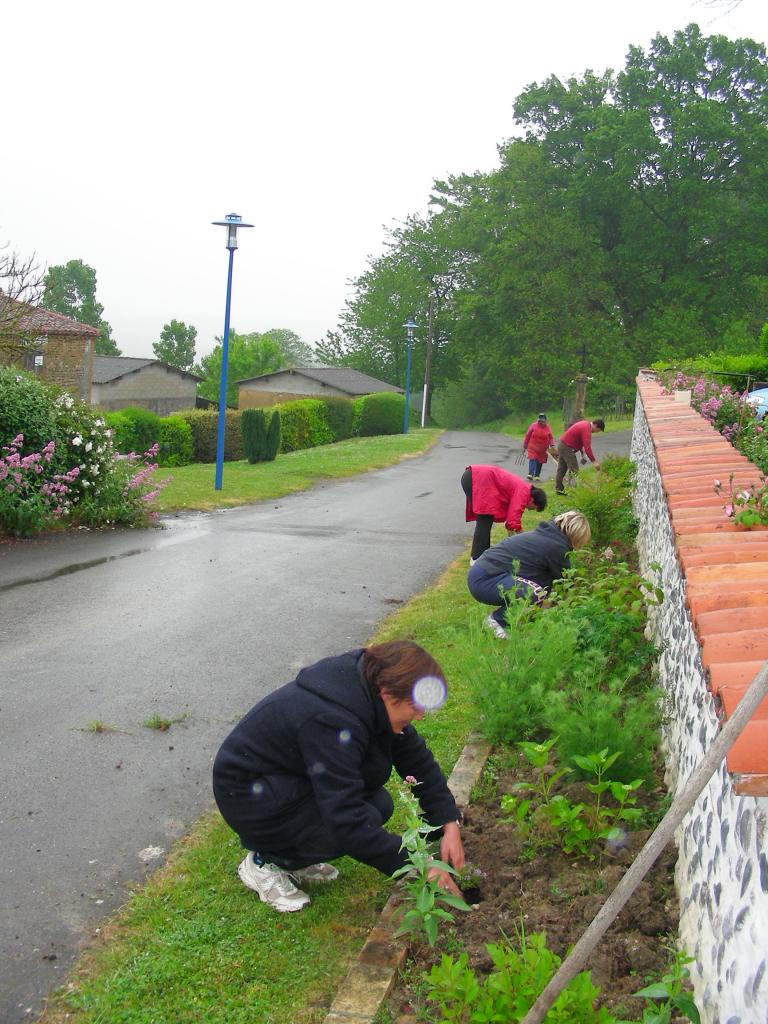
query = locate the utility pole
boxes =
[421,293,434,428]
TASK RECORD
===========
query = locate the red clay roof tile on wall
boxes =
[639,376,768,794]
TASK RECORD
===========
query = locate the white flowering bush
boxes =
[0,370,168,535]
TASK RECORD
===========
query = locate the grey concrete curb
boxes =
[322,734,493,1024]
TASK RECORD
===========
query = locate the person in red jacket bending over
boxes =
[522,413,557,481]
[555,418,605,495]
[460,465,547,562]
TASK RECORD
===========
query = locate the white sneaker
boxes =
[290,862,339,884]
[485,614,508,640]
[237,854,311,912]
[469,557,477,566]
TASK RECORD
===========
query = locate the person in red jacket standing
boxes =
[522,413,556,481]
[555,418,605,494]
[460,465,547,562]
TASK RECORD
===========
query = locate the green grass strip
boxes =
[156,430,441,513]
[41,501,526,1023]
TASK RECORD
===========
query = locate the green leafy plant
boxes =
[426,929,617,1023]
[157,415,193,467]
[392,781,470,946]
[619,950,700,1024]
[502,744,645,859]
[83,720,117,733]
[572,749,645,840]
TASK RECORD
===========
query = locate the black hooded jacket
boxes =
[212,650,459,876]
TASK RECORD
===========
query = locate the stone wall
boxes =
[0,332,93,402]
[92,364,196,416]
[632,389,768,1024]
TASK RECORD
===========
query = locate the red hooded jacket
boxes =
[465,465,532,533]
[523,421,555,463]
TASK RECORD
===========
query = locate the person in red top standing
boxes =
[460,465,547,561]
[522,413,556,481]
[555,418,605,494]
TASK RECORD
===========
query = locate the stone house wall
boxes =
[631,385,768,1024]
[238,379,349,409]
[0,332,93,402]
[92,364,197,417]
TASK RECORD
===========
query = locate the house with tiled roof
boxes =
[91,356,201,416]
[237,365,403,410]
[0,297,98,401]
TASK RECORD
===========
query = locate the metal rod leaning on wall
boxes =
[520,661,768,1024]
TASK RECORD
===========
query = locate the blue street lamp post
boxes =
[402,318,417,433]
[211,211,253,487]
[212,213,253,491]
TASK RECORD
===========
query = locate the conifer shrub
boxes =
[277,399,334,452]
[176,410,243,462]
[241,408,268,463]
[357,392,405,436]
[321,397,354,440]
[157,416,193,466]
[265,408,281,460]
[117,406,161,453]
[352,396,365,436]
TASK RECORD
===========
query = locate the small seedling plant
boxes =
[427,928,617,1023]
[500,741,644,859]
[619,950,701,1024]
[392,780,470,946]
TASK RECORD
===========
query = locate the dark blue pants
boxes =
[215,775,394,871]
[528,458,543,478]
[467,564,540,628]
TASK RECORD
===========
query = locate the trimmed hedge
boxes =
[176,409,244,462]
[158,416,194,466]
[104,411,132,452]
[118,406,161,452]
[277,399,335,453]
[321,397,355,441]
[358,392,405,436]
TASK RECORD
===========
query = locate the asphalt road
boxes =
[0,427,630,1021]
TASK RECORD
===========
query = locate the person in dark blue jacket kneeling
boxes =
[467,510,591,639]
[212,640,465,912]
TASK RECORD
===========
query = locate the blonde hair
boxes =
[553,510,591,549]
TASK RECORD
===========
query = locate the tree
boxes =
[152,320,197,370]
[0,243,45,339]
[42,259,120,355]
[195,329,303,406]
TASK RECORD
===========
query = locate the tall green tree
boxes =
[328,23,768,419]
[195,328,309,406]
[42,259,120,355]
[152,320,197,370]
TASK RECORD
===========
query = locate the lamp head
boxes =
[212,212,254,250]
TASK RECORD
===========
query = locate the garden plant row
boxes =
[382,459,699,1024]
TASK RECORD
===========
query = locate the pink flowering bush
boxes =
[0,370,170,536]
[714,474,768,528]
[0,435,80,536]
[663,371,768,473]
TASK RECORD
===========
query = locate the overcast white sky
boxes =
[2,0,767,361]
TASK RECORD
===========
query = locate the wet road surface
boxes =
[0,428,630,1020]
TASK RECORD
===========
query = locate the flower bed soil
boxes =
[388,749,679,1021]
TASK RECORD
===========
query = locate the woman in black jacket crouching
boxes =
[212,640,465,912]
[467,510,591,638]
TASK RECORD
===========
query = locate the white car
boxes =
[746,387,768,420]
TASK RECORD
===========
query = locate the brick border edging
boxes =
[322,735,493,1024]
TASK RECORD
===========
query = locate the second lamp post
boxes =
[212,212,253,491]
[402,317,417,433]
